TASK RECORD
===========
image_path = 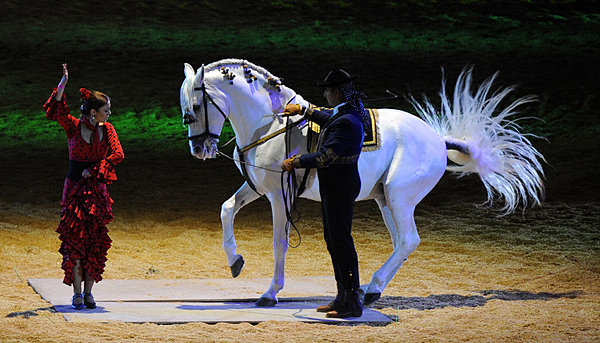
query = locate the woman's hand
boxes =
[60,63,68,85]
[55,63,68,101]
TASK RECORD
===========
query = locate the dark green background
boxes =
[1,0,598,209]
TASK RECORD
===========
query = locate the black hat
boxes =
[317,69,359,87]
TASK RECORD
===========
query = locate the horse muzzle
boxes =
[189,133,219,160]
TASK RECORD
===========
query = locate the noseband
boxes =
[186,84,227,141]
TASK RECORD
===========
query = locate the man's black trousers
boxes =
[317,163,361,292]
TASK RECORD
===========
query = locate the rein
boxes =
[239,116,306,153]
[216,151,283,174]
[281,115,303,248]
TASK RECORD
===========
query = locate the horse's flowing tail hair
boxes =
[410,67,546,214]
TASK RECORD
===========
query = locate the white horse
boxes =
[180,58,545,307]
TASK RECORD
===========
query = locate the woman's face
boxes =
[91,102,111,124]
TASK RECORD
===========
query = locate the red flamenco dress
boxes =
[43,89,124,286]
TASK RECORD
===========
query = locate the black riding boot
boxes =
[317,284,343,312]
[325,290,363,318]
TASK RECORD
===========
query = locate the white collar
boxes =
[333,102,347,114]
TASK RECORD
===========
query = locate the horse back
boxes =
[355,109,447,201]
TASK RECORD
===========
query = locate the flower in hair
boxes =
[79,88,91,100]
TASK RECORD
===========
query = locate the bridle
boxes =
[185,82,303,157]
[185,83,227,142]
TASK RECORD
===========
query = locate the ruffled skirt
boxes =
[57,177,113,286]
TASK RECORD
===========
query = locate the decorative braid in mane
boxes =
[204,59,283,84]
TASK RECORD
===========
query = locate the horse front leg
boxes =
[221,182,260,278]
[255,193,289,307]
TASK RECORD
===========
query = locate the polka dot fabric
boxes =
[43,89,124,285]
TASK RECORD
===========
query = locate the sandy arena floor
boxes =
[1,148,598,341]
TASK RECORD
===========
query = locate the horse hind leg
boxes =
[361,197,420,306]
[221,182,260,278]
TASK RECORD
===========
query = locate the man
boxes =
[281,69,367,318]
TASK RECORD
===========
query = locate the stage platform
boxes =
[28,278,391,324]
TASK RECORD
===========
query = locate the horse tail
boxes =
[410,66,546,214]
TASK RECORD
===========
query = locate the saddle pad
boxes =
[307,108,380,152]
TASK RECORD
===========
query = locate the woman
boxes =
[43,64,124,310]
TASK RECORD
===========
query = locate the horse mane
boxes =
[182,59,275,117]
[204,58,283,83]
[181,59,291,123]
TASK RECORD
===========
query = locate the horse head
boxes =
[180,59,299,160]
[181,62,204,124]
[180,63,228,160]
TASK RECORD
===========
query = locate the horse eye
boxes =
[193,105,200,111]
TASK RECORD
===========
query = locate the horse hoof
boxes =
[362,292,381,307]
[255,297,277,307]
[357,288,365,298]
[230,256,245,278]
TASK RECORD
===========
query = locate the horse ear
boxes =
[184,63,195,79]
[194,64,205,88]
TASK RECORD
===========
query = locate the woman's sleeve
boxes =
[93,123,124,184]
[42,88,78,138]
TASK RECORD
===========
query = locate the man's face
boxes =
[323,87,342,107]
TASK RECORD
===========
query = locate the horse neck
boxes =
[217,88,268,147]
[222,83,297,148]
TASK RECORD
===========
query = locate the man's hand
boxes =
[281,156,296,171]
[281,104,304,117]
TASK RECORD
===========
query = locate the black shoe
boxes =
[326,290,363,318]
[83,293,96,309]
[71,293,84,310]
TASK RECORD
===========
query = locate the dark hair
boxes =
[80,91,110,117]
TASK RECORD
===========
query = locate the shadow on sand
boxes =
[372,289,582,311]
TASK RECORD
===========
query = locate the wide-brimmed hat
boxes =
[317,69,359,87]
